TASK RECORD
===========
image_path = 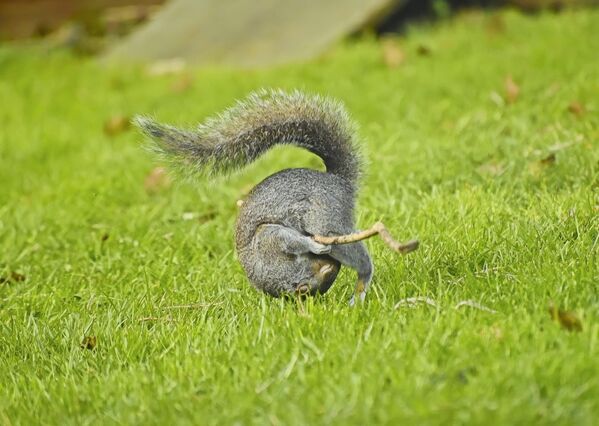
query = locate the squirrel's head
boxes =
[294,256,341,297]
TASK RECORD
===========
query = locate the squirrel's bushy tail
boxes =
[135,89,362,185]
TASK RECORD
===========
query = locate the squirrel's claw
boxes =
[349,292,366,306]
[349,279,368,306]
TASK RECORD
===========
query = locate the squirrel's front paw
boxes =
[310,241,331,255]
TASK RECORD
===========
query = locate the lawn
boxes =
[1,8,598,425]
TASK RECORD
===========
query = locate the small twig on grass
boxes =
[162,302,223,310]
[313,221,419,254]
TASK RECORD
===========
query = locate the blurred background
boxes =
[1,0,597,66]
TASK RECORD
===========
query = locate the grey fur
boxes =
[136,89,373,300]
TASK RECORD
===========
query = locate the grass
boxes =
[1,8,598,425]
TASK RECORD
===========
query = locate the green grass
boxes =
[1,8,598,425]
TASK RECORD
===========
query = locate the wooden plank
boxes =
[105,0,405,67]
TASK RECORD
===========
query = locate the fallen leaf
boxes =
[548,303,582,332]
[394,296,438,309]
[0,271,26,284]
[381,38,405,68]
[568,101,585,117]
[197,211,217,224]
[485,14,505,35]
[144,166,172,194]
[181,211,216,223]
[504,76,520,104]
[171,74,194,93]
[454,300,497,313]
[80,336,97,350]
[104,115,131,136]
[11,271,26,282]
[416,44,431,56]
[540,152,556,165]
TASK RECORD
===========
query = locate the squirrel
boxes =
[135,89,374,304]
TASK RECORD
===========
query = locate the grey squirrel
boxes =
[135,89,375,304]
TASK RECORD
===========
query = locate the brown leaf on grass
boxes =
[548,303,582,332]
[416,44,432,56]
[0,271,26,284]
[485,14,505,35]
[80,336,97,350]
[539,152,556,165]
[11,271,26,282]
[144,166,172,194]
[103,115,131,136]
[568,101,585,117]
[529,146,563,175]
[171,74,194,93]
[504,76,520,104]
[198,211,217,224]
[181,211,217,223]
[381,38,405,68]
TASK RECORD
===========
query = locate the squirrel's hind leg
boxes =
[328,243,374,305]
[260,224,331,256]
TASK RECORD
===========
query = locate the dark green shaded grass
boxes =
[0,9,598,425]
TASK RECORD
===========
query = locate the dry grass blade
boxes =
[139,316,174,322]
[163,302,224,310]
[394,297,438,309]
[313,222,419,254]
[455,300,497,313]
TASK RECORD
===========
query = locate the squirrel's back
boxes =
[235,168,355,249]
